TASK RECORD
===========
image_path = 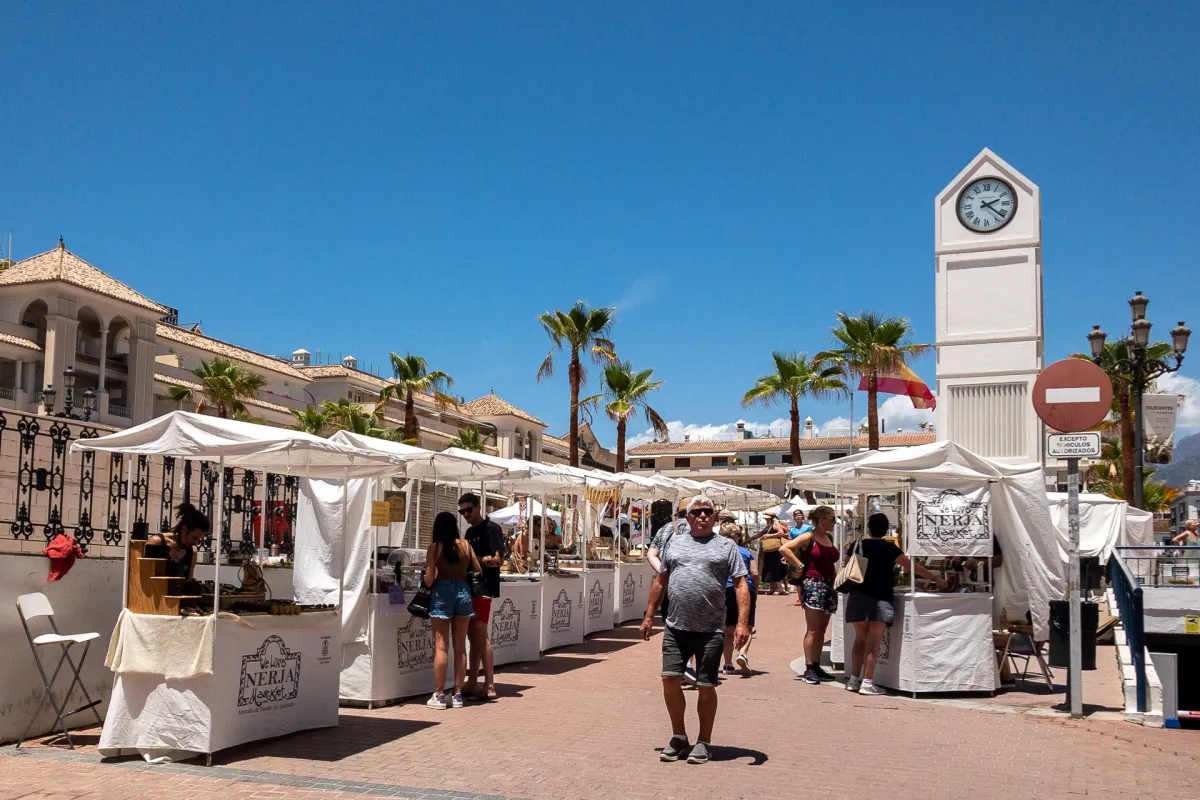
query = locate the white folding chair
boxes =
[15,592,103,748]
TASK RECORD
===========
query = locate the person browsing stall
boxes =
[846,513,947,695]
[460,493,504,702]
[424,511,483,710]
[146,502,210,579]
[641,495,750,765]
[780,505,839,684]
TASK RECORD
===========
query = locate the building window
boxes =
[781,454,793,464]
[747,484,763,491]
[828,452,847,460]
[712,456,729,468]
[674,457,691,468]
[748,455,766,466]
[639,459,655,469]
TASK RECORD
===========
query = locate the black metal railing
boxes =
[1114,544,1200,588]
[0,410,296,558]
[1110,550,1147,713]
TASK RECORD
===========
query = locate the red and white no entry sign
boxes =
[1032,359,1114,433]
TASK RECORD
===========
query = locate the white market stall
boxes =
[71,412,406,762]
[788,441,1065,694]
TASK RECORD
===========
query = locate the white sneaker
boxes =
[858,679,887,696]
[845,676,862,692]
[426,693,448,709]
[451,693,464,709]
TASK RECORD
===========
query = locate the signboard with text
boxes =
[1046,432,1101,459]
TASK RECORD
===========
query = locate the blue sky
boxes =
[3,3,1198,444]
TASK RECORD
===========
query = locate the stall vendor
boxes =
[145,502,211,579]
[512,515,561,566]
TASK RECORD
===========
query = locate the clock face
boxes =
[956,177,1017,233]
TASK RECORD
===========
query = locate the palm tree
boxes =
[1072,340,1174,504]
[536,301,617,467]
[824,312,931,450]
[742,352,847,467]
[1086,437,1122,488]
[168,358,267,419]
[289,407,329,437]
[582,361,669,471]
[321,398,398,440]
[377,353,456,443]
[1092,473,1179,513]
[447,426,487,453]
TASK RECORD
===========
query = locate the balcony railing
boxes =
[108,403,131,419]
[0,386,14,401]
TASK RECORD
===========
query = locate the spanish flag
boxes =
[858,364,937,410]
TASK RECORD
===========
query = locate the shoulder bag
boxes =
[465,541,488,598]
[407,586,432,619]
[834,539,866,594]
[762,536,782,552]
[786,539,814,586]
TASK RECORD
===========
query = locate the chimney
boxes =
[343,354,358,370]
[736,420,746,439]
[292,348,311,368]
[804,416,816,439]
[684,434,690,443]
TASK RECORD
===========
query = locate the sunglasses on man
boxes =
[687,508,716,518]
[458,506,477,516]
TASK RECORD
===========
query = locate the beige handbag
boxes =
[762,536,782,553]
[834,539,866,593]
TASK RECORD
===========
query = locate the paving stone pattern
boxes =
[5,593,1199,800]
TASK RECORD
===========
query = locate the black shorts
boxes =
[724,586,756,628]
[662,626,724,688]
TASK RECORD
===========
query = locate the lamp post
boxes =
[40,367,96,422]
[1088,292,1190,509]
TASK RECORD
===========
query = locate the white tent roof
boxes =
[70,411,406,478]
[699,479,779,511]
[490,498,561,527]
[787,440,1043,491]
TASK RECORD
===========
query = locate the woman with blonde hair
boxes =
[720,523,758,674]
[781,505,839,684]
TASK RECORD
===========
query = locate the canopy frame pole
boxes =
[120,457,134,611]
[214,456,226,618]
[339,464,350,610]
[538,494,547,577]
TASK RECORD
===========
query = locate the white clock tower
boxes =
[934,148,1044,464]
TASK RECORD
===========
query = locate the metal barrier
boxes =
[1114,545,1200,588]
[1110,550,1147,712]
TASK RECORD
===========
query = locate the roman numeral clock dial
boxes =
[956,177,1017,233]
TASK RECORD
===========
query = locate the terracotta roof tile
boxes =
[0,333,42,352]
[628,433,936,455]
[460,391,547,427]
[153,374,294,415]
[156,324,309,381]
[299,364,391,389]
[0,244,167,313]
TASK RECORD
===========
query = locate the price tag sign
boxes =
[370,500,391,527]
[1046,432,1102,459]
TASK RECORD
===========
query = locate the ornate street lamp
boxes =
[62,366,76,414]
[1091,292,1189,509]
[41,385,57,415]
[82,388,97,422]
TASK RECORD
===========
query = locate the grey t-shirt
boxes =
[661,532,747,633]
[650,519,689,551]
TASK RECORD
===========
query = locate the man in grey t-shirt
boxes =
[641,495,749,765]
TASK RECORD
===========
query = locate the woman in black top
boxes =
[845,513,946,695]
[146,502,211,579]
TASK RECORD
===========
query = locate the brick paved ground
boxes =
[5,592,1197,800]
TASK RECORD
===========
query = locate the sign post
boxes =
[1033,358,1113,718]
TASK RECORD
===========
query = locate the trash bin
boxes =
[1048,600,1098,670]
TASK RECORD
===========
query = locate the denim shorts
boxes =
[430,579,473,619]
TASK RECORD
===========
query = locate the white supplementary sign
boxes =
[1046,432,1101,459]
[1045,387,1101,404]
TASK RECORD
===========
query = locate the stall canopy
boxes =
[787,440,1066,639]
[491,498,561,527]
[72,410,407,478]
[1046,492,1156,563]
